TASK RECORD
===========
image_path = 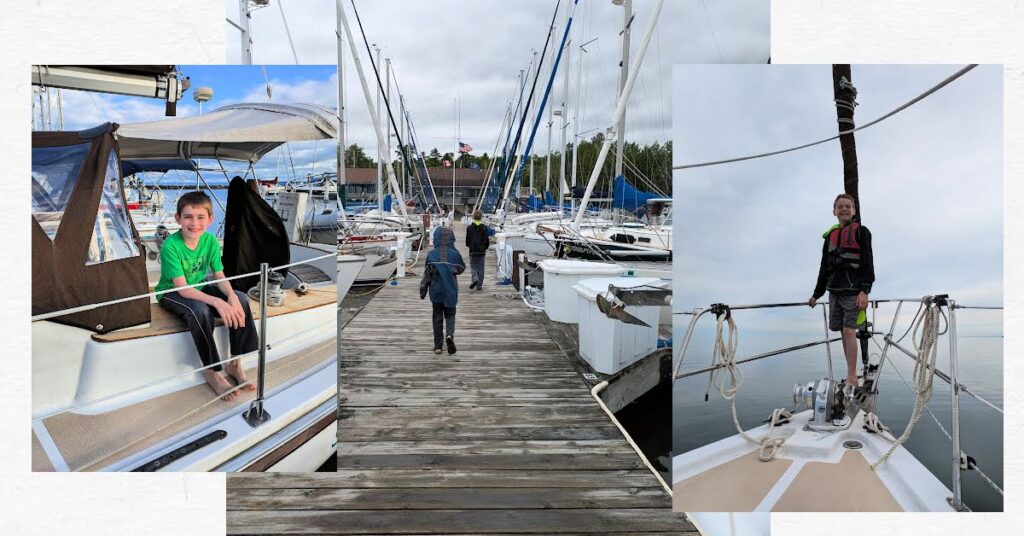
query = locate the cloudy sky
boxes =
[672,64,1002,334]
[225,0,769,163]
[39,65,339,181]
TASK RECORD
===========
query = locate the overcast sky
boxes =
[672,64,1002,333]
[225,0,769,162]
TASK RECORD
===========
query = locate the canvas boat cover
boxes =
[32,123,151,332]
[116,103,338,165]
[612,175,660,216]
[222,177,291,292]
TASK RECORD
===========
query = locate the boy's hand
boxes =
[857,291,869,311]
[213,298,245,328]
[807,297,818,308]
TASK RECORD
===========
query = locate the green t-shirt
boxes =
[154,231,224,300]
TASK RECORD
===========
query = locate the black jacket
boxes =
[813,222,874,298]
[465,222,491,255]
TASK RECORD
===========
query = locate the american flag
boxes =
[458,141,473,153]
[443,159,452,168]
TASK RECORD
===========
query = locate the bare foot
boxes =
[846,377,860,388]
[203,370,239,401]
[225,360,256,391]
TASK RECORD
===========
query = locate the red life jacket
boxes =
[826,221,862,270]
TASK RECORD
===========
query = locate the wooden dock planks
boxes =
[227,222,693,534]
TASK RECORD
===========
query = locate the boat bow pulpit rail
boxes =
[672,295,1004,510]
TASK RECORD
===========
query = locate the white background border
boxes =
[1,1,1020,534]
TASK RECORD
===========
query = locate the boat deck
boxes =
[227,222,692,534]
[672,410,954,512]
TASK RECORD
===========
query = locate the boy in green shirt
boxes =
[156,192,259,401]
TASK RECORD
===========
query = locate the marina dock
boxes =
[227,222,692,534]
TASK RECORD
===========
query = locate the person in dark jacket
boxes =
[420,226,466,354]
[465,209,494,290]
[807,193,875,391]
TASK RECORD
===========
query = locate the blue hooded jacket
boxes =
[423,226,465,307]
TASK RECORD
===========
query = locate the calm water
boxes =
[673,306,1004,512]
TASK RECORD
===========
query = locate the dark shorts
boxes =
[829,293,860,332]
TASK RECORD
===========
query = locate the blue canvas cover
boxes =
[612,175,659,216]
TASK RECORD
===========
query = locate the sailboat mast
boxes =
[614,0,632,179]
[373,45,383,215]
[239,0,254,64]
[559,0,572,208]
[832,64,861,219]
[337,0,408,217]
[572,0,664,229]
[385,57,393,203]
[336,2,347,219]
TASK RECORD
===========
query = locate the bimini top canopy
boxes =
[116,102,338,166]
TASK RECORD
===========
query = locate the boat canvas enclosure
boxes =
[115,102,338,165]
[32,123,150,332]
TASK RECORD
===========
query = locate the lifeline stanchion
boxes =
[244,262,272,427]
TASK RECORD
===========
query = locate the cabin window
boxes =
[31,142,91,239]
[85,150,140,265]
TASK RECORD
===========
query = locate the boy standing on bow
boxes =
[808,193,875,391]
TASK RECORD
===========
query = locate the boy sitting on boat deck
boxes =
[154,192,259,401]
[807,193,875,392]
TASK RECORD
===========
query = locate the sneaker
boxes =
[433,347,442,355]
[470,281,478,290]
[445,335,457,355]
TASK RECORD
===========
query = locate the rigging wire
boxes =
[674,64,978,170]
[277,0,300,64]
[698,0,725,63]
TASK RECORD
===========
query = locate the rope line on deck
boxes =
[871,300,941,469]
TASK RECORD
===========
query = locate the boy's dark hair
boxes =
[833,193,856,208]
[176,191,214,216]
[473,210,483,220]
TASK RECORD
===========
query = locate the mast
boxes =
[239,0,254,64]
[558,0,572,209]
[506,0,580,213]
[614,0,632,179]
[528,50,539,198]
[373,44,383,215]
[573,0,664,229]
[337,0,408,217]
[832,64,861,219]
[336,2,347,219]
[385,57,393,204]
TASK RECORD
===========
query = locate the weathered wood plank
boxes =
[335,453,646,470]
[227,487,671,510]
[228,470,667,489]
[226,509,692,534]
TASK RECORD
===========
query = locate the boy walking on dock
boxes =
[420,226,466,355]
[808,193,875,391]
[155,192,259,401]
[465,209,494,290]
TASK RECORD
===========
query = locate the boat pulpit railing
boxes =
[243,262,272,427]
[672,295,1004,511]
[30,251,336,424]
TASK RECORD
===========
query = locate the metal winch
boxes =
[793,377,850,429]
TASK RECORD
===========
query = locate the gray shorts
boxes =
[829,293,860,332]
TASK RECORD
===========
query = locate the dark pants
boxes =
[159,285,259,371]
[431,302,456,348]
[470,253,486,287]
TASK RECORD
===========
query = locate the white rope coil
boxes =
[872,300,941,469]
[707,312,791,462]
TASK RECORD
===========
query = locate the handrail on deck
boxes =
[671,294,1004,511]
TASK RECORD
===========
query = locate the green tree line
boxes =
[343,135,672,194]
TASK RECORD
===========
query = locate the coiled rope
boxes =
[870,299,941,469]
[706,312,791,462]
